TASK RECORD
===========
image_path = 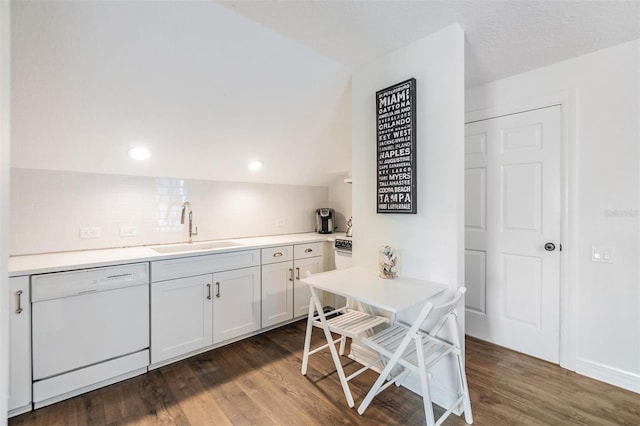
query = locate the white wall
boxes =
[352,24,465,403]
[466,39,640,392]
[327,175,352,232]
[353,24,465,286]
[11,1,351,187]
[10,168,328,255]
[0,0,9,422]
[327,80,353,233]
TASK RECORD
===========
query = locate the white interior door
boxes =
[464,105,562,363]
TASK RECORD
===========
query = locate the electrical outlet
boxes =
[79,227,101,239]
[275,218,286,227]
[120,226,138,237]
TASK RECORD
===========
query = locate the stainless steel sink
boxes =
[151,241,243,254]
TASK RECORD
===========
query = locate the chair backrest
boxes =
[409,287,467,338]
[425,287,466,336]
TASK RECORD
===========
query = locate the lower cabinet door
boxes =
[213,266,261,343]
[261,261,294,328]
[293,256,323,318]
[9,276,31,415]
[151,274,213,364]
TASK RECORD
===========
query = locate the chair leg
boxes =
[339,335,347,356]
[357,359,395,415]
[301,298,317,375]
[357,333,415,415]
[310,287,355,408]
[455,352,474,424]
[319,318,355,407]
[414,335,436,426]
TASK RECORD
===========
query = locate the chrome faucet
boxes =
[180,201,198,243]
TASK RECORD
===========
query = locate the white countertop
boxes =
[9,232,345,276]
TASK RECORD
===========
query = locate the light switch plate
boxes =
[79,227,101,239]
[591,246,614,263]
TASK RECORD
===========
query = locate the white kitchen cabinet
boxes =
[9,276,31,416]
[261,243,324,326]
[151,274,213,364]
[261,246,295,327]
[151,249,260,282]
[293,254,323,317]
[213,266,261,343]
[261,262,294,327]
[150,249,260,365]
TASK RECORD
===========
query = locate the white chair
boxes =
[357,287,473,426]
[301,274,390,408]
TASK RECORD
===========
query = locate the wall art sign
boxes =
[376,78,417,214]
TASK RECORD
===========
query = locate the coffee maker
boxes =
[315,208,335,234]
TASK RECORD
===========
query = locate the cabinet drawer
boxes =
[152,249,260,282]
[261,246,293,264]
[294,242,323,259]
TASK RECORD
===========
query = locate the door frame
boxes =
[1,0,11,421]
[464,90,578,371]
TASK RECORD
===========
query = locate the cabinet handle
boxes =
[206,283,212,300]
[16,290,23,314]
[288,268,293,282]
[304,248,313,253]
[296,267,300,280]
[273,252,283,257]
[216,282,221,298]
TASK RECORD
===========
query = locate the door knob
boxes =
[544,242,556,252]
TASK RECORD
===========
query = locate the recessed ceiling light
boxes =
[128,146,151,161]
[248,160,263,171]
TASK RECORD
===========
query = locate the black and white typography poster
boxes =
[376,78,417,214]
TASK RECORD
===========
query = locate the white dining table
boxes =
[299,266,448,407]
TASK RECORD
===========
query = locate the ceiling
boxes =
[218,0,640,88]
[11,1,353,186]
[11,1,639,187]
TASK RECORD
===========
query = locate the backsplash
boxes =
[10,168,328,255]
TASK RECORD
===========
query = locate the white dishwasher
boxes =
[31,263,150,408]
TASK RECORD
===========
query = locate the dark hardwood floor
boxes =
[10,320,639,425]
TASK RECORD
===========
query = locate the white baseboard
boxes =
[575,358,640,393]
